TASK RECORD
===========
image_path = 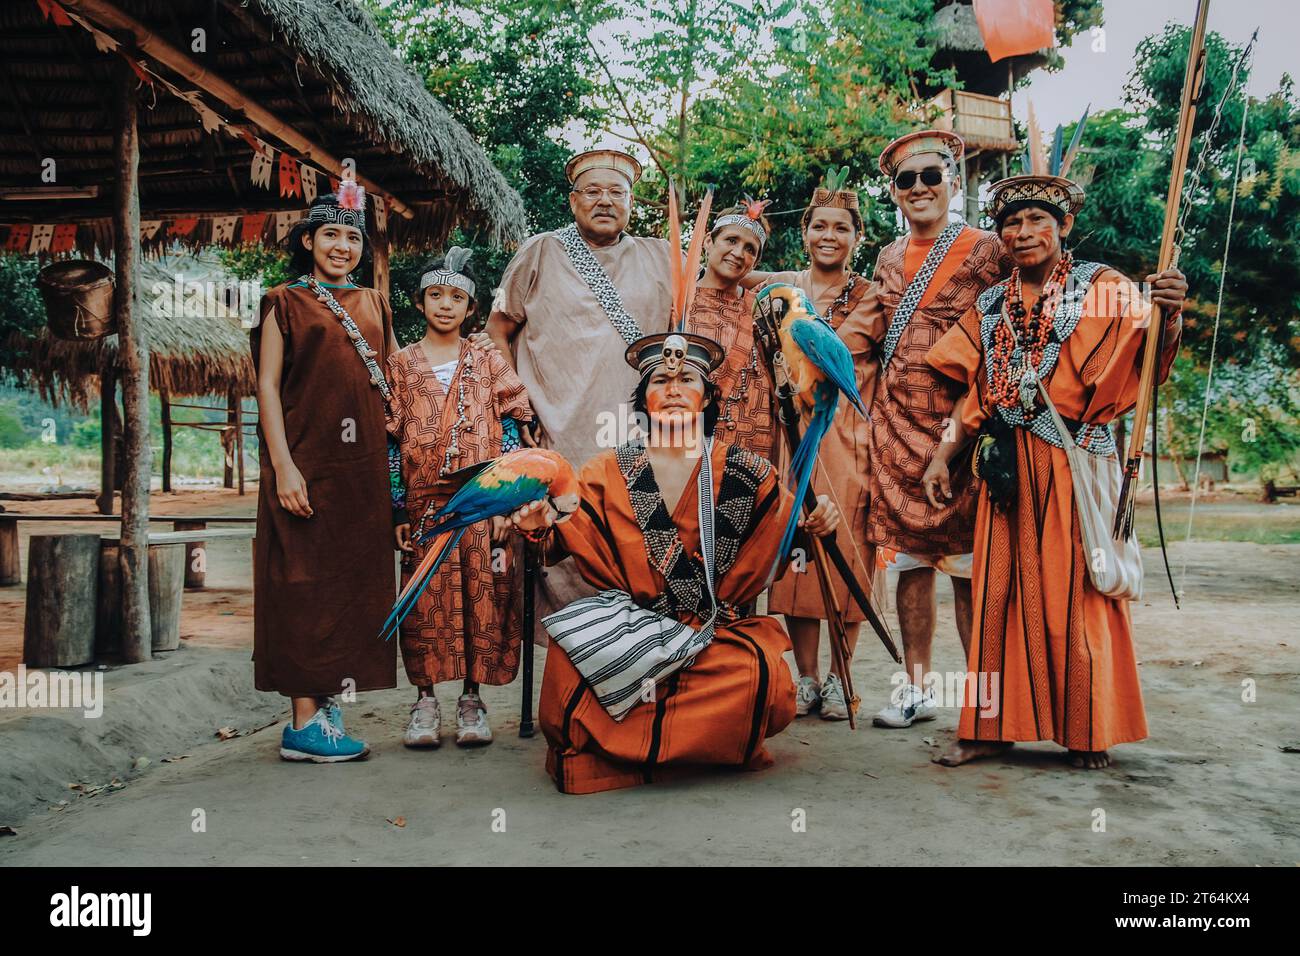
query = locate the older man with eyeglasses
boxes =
[487,148,675,618]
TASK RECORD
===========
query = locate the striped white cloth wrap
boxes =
[544,440,719,721]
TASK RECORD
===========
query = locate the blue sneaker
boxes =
[280,709,370,763]
[320,696,344,733]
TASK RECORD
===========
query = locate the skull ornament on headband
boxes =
[661,334,688,377]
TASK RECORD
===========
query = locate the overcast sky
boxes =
[1020,0,1294,130]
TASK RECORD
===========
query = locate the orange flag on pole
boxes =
[973,0,1056,62]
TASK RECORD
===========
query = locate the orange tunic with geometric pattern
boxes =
[864,226,1009,561]
[684,286,777,464]
[385,340,533,687]
[538,439,798,794]
[926,266,1181,751]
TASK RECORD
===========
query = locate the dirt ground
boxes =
[0,486,1296,866]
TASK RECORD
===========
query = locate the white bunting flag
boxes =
[250,139,274,188]
[28,224,54,253]
[141,220,164,240]
[301,166,317,204]
[211,216,239,244]
[373,195,387,233]
[274,210,297,242]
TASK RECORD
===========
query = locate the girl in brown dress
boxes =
[387,249,533,748]
[252,180,398,763]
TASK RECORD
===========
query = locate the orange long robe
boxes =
[926,267,1181,751]
[386,340,533,687]
[538,439,798,794]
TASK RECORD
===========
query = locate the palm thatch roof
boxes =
[9,254,256,410]
[0,0,526,253]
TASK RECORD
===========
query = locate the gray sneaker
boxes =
[820,673,849,721]
[403,696,442,748]
[795,675,822,716]
[456,693,493,746]
[872,683,938,728]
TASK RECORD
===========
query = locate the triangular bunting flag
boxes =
[301,166,318,204]
[141,220,163,240]
[278,153,302,198]
[250,139,274,189]
[169,218,199,238]
[373,195,387,233]
[274,210,297,242]
[29,224,55,253]
[211,216,239,244]
[51,224,78,253]
[240,213,268,244]
[36,0,74,28]
[5,225,32,252]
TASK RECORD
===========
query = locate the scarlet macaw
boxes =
[379,448,580,642]
[754,283,868,572]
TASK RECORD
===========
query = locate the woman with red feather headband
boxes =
[251,174,399,763]
[683,198,778,464]
[742,169,878,723]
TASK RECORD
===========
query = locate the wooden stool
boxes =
[96,540,186,656]
[173,519,207,589]
[0,516,19,586]
[23,533,100,667]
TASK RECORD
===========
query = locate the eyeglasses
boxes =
[893,168,947,191]
[573,185,630,203]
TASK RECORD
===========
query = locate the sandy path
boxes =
[1,536,1295,866]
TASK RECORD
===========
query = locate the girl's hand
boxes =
[799,494,840,538]
[276,461,312,517]
[489,515,509,543]
[395,522,413,552]
[468,331,496,351]
[519,420,540,449]
[922,455,952,508]
[508,498,557,534]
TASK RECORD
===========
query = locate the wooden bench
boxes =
[0,513,254,588]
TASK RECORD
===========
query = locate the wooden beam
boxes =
[113,58,152,664]
[160,385,172,494]
[60,0,416,220]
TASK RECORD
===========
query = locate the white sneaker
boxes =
[795,676,822,716]
[455,693,493,746]
[819,673,849,721]
[403,696,442,748]
[872,683,938,728]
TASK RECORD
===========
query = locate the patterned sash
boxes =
[555,223,643,345]
[976,260,1115,456]
[302,275,391,402]
[879,221,966,369]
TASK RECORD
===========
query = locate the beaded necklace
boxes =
[988,252,1073,418]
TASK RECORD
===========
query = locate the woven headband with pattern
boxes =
[711,213,767,249]
[419,246,476,298]
[305,204,365,231]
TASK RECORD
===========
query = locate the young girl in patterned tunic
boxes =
[386,249,534,748]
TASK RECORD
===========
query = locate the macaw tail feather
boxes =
[379,527,465,641]
[771,407,833,580]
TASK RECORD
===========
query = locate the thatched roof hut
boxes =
[927,1,1055,96]
[12,255,256,411]
[0,0,526,254]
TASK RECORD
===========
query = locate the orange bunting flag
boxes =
[240,213,267,244]
[278,153,302,198]
[36,0,74,27]
[972,0,1056,63]
[4,226,32,252]
[168,218,199,238]
[51,224,78,253]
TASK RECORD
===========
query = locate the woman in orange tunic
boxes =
[922,173,1186,769]
[510,332,841,794]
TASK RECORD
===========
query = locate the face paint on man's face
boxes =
[646,376,706,415]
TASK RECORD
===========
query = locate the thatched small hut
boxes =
[0,0,525,663]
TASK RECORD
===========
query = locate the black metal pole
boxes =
[518,540,537,738]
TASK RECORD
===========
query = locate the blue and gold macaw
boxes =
[754,283,868,572]
[379,448,579,642]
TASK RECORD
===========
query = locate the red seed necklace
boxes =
[988,252,1073,417]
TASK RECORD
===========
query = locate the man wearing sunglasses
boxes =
[852,130,1012,730]
[487,147,676,625]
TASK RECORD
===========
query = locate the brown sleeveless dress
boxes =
[250,281,397,697]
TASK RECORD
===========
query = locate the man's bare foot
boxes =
[1068,749,1111,769]
[934,739,1013,766]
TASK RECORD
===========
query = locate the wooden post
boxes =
[372,230,390,300]
[224,389,236,489]
[148,543,185,651]
[234,394,245,496]
[174,519,207,589]
[0,516,19,586]
[96,361,117,515]
[23,534,100,668]
[114,60,152,664]
[160,385,172,494]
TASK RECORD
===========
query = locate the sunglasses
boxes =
[893,168,947,191]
